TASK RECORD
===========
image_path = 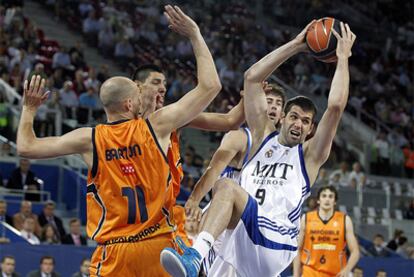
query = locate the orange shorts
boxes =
[302,265,337,277]
[89,234,175,277]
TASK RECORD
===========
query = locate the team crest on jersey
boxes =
[265,149,273,158]
[121,164,136,175]
[333,221,338,227]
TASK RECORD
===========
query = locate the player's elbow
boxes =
[198,77,222,95]
[16,143,32,158]
[244,68,260,83]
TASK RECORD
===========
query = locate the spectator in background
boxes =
[405,199,414,219]
[83,67,100,92]
[38,201,66,240]
[314,168,329,188]
[367,234,391,257]
[40,224,60,245]
[28,63,47,81]
[352,266,363,277]
[12,200,41,236]
[61,218,87,246]
[114,37,134,69]
[6,159,38,191]
[348,162,365,187]
[182,152,200,179]
[403,142,414,178]
[71,258,90,277]
[59,80,78,118]
[0,142,14,157]
[387,229,404,251]
[329,161,349,186]
[79,86,100,109]
[376,269,387,277]
[27,256,61,277]
[73,69,86,95]
[82,10,101,44]
[0,255,20,277]
[52,46,74,73]
[20,217,40,245]
[0,200,13,225]
[373,131,390,175]
[0,91,11,140]
[303,197,317,212]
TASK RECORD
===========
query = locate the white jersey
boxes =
[209,131,311,277]
[239,132,311,245]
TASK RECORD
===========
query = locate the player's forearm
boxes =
[344,248,360,272]
[190,31,221,92]
[327,57,349,111]
[292,254,302,277]
[225,100,245,129]
[244,40,303,83]
[17,107,38,157]
[189,167,220,203]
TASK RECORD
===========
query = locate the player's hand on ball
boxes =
[164,5,200,39]
[294,20,317,52]
[331,22,356,60]
[23,75,49,111]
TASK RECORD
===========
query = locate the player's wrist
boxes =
[22,105,38,114]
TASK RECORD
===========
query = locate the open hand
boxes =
[164,5,200,39]
[23,75,49,111]
[331,22,356,60]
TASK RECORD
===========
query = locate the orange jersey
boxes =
[301,211,347,277]
[172,205,193,248]
[167,130,184,200]
[86,119,174,244]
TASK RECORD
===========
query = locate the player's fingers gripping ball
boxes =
[306,17,341,63]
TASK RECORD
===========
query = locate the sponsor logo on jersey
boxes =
[313,243,336,251]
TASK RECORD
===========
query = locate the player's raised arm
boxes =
[187,97,245,131]
[185,130,245,220]
[304,23,356,182]
[243,21,314,137]
[148,5,221,136]
[17,76,92,163]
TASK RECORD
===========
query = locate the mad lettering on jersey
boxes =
[251,161,294,186]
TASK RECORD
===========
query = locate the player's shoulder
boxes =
[221,128,248,147]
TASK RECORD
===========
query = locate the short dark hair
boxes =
[376,269,387,275]
[81,257,91,265]
[132,64,163,82]
[266,83,286,107]
[284,96,317,121]
[374,234,384,240]
[44,201,55,208]
[40,256,54,264]
[69,218,80,225]
[1,255,15,263]
[317,185,338,201]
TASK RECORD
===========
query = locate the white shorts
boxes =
[208,196,298,277]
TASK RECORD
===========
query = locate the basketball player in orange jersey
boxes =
[16,5,222,276]
[293,185,360,277]
[132,64,245,206]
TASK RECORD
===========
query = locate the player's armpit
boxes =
[17,127,93,160]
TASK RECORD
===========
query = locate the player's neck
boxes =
[318,208,334,221]
[106,112,132,123]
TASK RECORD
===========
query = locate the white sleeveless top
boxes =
[240,131,311,244]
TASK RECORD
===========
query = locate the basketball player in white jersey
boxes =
[185,84,286,275]
[160,21,356,277]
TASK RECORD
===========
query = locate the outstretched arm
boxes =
[337,216,360,277]
[17,76,92,163]
[304,22,356,184]
[185,130,245,221]
[243,22,314,137]
[149,5,221,137]
[187,98,245,131]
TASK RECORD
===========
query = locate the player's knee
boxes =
[213,178,238,197]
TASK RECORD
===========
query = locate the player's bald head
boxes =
[100,77,138,112]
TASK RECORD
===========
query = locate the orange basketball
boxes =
[306,17,341,63]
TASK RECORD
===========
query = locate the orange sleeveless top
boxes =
[167,130,183,200]
[86,119,174,244]
[301,211,347,276]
